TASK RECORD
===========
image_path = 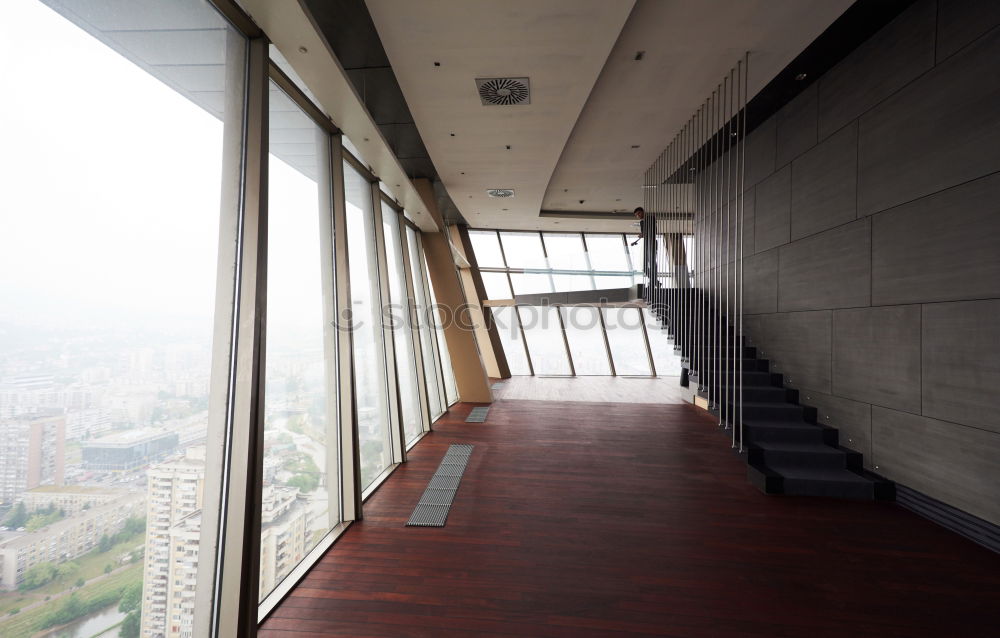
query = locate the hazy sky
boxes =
[0,0,325,336]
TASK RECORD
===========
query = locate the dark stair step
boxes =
[741,419,838,446]
[726,401,809,422]
[759,463,880,500]
[702,357,770,372]
[715,385,797,403]
[729,370,784,388]
[748,440,861,470]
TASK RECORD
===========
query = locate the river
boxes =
[36,604,124,638]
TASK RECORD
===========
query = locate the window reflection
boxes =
[260,81,338,602]
[344,164,393,489]
[381,204,425,445]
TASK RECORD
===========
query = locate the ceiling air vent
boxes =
[476,77,530,106]
[487,188,515,198]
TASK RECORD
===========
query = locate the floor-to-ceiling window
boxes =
[0,1,467,633]
[259,81,339,602]
[406,228,447,419]
[469,229,681,379]
[344,163,394,490]
[469,230,645,297]
[381,203,426,445]
[0,1,245,636]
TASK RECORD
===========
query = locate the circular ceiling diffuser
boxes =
[487,188,515,198]
[476,78,530,106]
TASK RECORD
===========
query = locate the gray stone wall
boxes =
[709,0,1000,524]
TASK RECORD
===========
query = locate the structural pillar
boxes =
[413,178,494,403]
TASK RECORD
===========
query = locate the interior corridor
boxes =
[260,399,1000,638]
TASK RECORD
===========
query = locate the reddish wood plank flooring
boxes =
[260,400,1000,637]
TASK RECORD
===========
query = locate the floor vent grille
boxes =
[465,407,490,423]
[406,444,474,527]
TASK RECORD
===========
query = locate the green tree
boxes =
[99,534,112,553]
[118,581,142,614]
[3,502,28,528]
[19,562,58,591]
[287,473,319,493]
[120,611,141,638]
[56,561,79,579]
[104,564,113,574]
[75,577,85,588]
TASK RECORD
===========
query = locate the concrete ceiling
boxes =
[365,0,636,233]
[367,0,853,233]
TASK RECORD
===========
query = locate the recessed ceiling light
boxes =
[434,61,441,67]
[363,137,369,142]
[450,133,455,136]
[505,145,511,150]
[634,51,645,61]
[631,145,640,149]
[615,198,621,202]
[795,72,808,81]
[298,46,308,54]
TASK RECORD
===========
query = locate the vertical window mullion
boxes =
[204,34,269,638]
[370,181,405,464]
[398,218,433,435]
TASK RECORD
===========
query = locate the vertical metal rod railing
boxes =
[722,73,731,433]
[713,84,721,423]
[726,68,735,443]
[739,53,749,452]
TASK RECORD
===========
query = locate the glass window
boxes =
[468,230,506,268]
[0,1,244,636]
[382,205,426,445]
[518,306,572,375]
[480,271,513,300]
[643,308,681,376]
[585,234,630,271]
[491,307,531,375]
[261,82,337,602]
[561,307,612,375]
[407,228,446,419]
[603,307,652,376]
[510,273,554,295]
[423,256,459,406]
[344,162,393,489]
[542,233,588,270]
[628,236,644,284]
[552,274,595,292]
[499,231,547,268]
[594,273,636,290]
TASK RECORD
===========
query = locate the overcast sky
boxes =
[0,0,326,340]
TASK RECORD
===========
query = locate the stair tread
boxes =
[732,401,801,409]
[765,463,871,484]
[753,441,844,455]
[742,419,819,430]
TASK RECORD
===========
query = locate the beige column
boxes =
[413,178,493,403]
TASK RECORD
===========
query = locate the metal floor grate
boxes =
[406,444,474,527]
[465,407,490,423]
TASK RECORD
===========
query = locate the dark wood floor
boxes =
[260,399,1000,637]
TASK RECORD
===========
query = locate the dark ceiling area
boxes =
[301,0,465,224]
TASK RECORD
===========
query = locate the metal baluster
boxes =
[739,53,749,453]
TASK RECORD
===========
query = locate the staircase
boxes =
[650,290,894,501]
